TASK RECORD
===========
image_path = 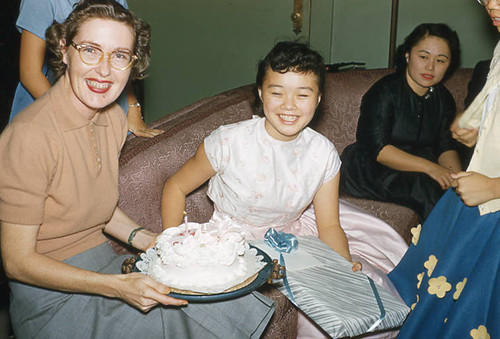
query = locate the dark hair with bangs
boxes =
[254,41,325,114]
[256,41,325,93]
[45,0,151,80]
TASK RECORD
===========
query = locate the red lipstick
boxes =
[85,78,112,94]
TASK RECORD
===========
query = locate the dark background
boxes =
[0,2,20,336]
[0,0,21,133]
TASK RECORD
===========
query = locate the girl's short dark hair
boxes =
[46,0,151,80]
[254,41,325,114]
[394,23,461,81]
[256,41,325,93]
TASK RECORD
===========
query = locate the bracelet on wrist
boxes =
[128,102,141,108]
[127,227,144,246]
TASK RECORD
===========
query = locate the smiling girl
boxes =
[162,41,361,271]
[340,23,462,222]
[161,41,410,337]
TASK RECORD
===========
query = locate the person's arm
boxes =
[103,206,156,251]
[313,174,361,272]
[451,172,500,206]
[161,142,216,229]
[357,78,445,183]
[437,150,461,174]
[377,145,455,189]
[125,83,164,138]
[19,30,51,98]
[0,221,187,312]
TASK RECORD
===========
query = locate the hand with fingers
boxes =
[426,163,455,190]
[129,123,164,138]
[128,119,164,138]
[127,105,164,138]
[115,273,187,312]
[451,171,498,206]
[450,116,478,148]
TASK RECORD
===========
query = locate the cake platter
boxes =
[122,245,273,302]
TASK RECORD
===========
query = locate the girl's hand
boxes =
[351,261,362,272]
[451,171,497,206]
[114,273,187,312]
[426,163,455,190]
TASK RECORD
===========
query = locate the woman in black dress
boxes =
[340,23,462,221]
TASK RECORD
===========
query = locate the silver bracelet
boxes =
[128,102,141,108]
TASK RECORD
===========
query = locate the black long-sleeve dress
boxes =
[340,71,458,221]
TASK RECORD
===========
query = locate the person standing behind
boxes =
[10,0,163,138]
[340,23,462,222]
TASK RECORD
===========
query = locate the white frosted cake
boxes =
[137,217,266,294]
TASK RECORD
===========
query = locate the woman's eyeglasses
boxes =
[69,41,137,71]
[477,0,500,5]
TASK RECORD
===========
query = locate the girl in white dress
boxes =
[162,41,362,269]
[161,41,407,338]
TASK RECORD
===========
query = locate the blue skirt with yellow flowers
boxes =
[388,189,499,338]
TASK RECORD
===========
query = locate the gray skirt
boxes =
[9,243,274,339]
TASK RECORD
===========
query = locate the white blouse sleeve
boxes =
[323,144,341,184]
[203,126,230,173]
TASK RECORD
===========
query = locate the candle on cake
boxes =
[183,210,188,233]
